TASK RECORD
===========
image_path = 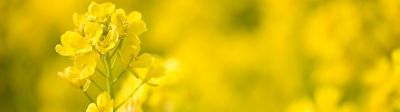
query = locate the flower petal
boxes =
[56,31,92,56]
[97,92,113,112]
[126,11,147,36]
[111,9,126,34]
[84,22,103,45]
[74,52,98,79]
[96,29,119,54]
[101,2,115,15]
[88,2,115,21]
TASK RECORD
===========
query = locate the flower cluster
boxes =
[55,1,165,112]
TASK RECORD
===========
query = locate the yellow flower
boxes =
[74,51,98,79]
[58,52,97,88]
[96,29,119,54]
[84,22,103,45]
[88,1,115,22]
[86,92,114,112]
[55,31,92,56]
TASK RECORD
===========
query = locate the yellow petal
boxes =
[97,92,113,112]
[88,2,115,21]
[101,2,115,15]
[126,11,142,22]
[86,103,99,112]
[133,53,154,68]
[56,31,92,56]
[55,44,73,56]
[127,20,146,36]
[84,22,103,45]
[88,2,102,19]
[73,13,87,32]
[96,29,119,54]
[111,9,126,34]
[126,11,147,36]
[74,52,98,79]
[105,29,119,49]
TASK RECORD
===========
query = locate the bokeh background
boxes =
[1,0,400,112]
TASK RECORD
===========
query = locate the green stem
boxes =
[102,55,112,95]
[110,39,124,58]
[90,79,103,91]
[96,68,106,78]
[112,70,127,85]
[83,91,95,103]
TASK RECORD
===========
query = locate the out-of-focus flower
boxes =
[58,66,88,88]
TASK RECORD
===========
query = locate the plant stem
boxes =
[90,79,104,91]
[96,68,107,78]
[113,70,127,85]
[105,57,112,93]
[83,91,95,103]
[110,39,124,58]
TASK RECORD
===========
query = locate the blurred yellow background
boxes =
[1,0,400,112]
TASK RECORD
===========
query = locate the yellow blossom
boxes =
[96,29,119,54]
[88,2,115,22]
[55,31,92,56]
[57,52,97,88]
[86,92,114,112]
[74,51,98,79]
[84,22,103,45]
